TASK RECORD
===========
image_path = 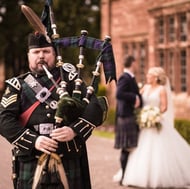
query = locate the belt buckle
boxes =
[39,123,54,135]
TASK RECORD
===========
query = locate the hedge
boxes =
[175,119,190,144]
[103,109,190,144]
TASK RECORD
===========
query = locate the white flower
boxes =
[137,105,162,130]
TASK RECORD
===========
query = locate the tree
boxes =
[0,0,100,84]
[0,0,30,78]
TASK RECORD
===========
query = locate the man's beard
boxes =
[38,59,47,66]
[31,60,50,75]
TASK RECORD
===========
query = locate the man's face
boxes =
[28,46,56,75]
[132,60,138,73]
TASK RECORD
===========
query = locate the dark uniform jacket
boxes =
[116,72,142,117]
[0,64,107,188]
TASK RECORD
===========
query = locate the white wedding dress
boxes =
[122,85,190,188]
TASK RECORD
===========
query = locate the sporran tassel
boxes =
[32,153,69,189]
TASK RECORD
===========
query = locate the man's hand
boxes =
[50,126,76,142]
[35,135,58,154]
[134,95,140,108]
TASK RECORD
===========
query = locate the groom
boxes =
[114,55,142,185]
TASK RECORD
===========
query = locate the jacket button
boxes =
[47,113,51,118]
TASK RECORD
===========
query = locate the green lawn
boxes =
[93,129,115,139]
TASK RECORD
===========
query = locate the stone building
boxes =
[101,0,190,119]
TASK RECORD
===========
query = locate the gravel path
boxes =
[0,135,131,189]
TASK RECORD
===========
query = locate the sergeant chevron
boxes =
[1,94,18,108]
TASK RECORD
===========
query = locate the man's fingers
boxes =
[40,148,50,154]
[35,135,58,153]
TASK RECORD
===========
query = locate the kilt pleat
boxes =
[16,157,84,189]
[62,158,83,189]
[114,116,139,149]
[17,159,37,189]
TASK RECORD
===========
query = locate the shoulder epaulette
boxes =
[6,77,21,91]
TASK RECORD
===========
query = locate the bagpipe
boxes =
[20,1,116,189]
[21,1,116,126]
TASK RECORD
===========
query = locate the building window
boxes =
[123,44,129,56]
[122,41,147,84]
[155,12,189,93]
[168,51,175,91]
[180,50,187,91]
[139,43,146,84]
[158,50,165,67]
[168,16,175,42]
[179,13,187,41]
[132,43,137,57]
[158,18,164,43]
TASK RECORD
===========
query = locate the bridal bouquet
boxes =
[137,105,162,130]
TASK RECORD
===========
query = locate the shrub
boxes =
[175,119,190,144]
[99,92,190,144]
[97,84,106,96]
[104,108,116,126]
[102,109,190,145]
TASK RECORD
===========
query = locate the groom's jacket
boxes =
[116,72,142,117]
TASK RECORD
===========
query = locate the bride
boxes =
[121,67,190,188]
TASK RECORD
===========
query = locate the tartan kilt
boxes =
[16,156,85,189]
[114,116,139,149]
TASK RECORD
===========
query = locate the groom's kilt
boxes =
[114,116,139,149]
[16,157,84,189]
